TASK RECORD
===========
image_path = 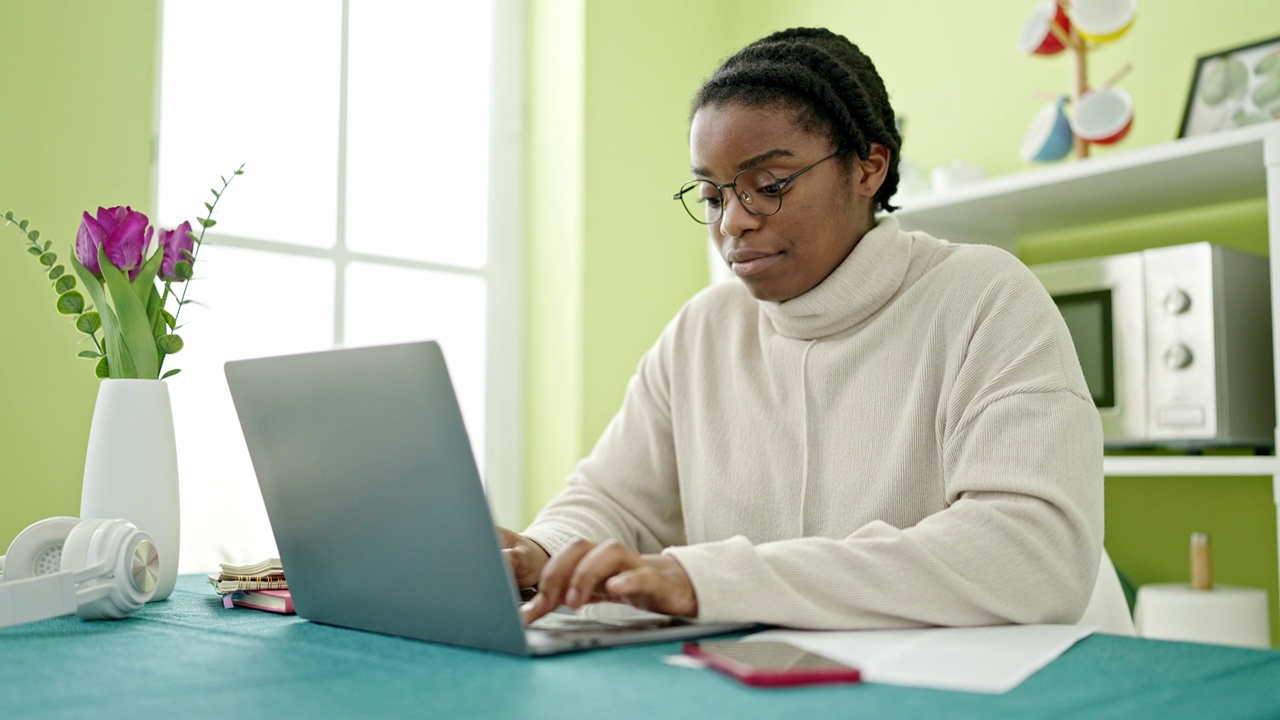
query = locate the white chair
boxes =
[1078,547,1136,635]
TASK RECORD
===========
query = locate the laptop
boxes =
[224,340,750,656]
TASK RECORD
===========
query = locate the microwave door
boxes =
[1034,253,1148,446]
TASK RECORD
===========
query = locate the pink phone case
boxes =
[683,642,861,688]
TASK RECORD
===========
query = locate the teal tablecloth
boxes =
[2,575,1278,719]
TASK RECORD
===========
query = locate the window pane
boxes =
[344,263,487,475]
[168,245,337,572]
[157,0,342,248]
[345,1,492,267]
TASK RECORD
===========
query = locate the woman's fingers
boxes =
[605,555,698,617]
[564,541,639,607]
[520,539,699,624]
[521,539,596,623]
[497,527,549,588]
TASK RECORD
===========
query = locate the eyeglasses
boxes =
[672,149,846,225]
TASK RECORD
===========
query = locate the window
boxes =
[156,0,523,571]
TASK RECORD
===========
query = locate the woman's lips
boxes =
[729,251,783,277]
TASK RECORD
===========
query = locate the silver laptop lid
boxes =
[225,341,530,655]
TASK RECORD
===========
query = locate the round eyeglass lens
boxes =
[678,170,785,225]
[733,169,784,217]
[678,179,722,224]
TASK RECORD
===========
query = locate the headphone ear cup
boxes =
[2,516,81,582]
[60,519,159,620]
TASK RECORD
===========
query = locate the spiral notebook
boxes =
[224,341,749,656]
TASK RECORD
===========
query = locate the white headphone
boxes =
[0,517,160,628]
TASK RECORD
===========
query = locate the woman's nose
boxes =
[718,190,762,238]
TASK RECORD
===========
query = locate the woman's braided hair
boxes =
[694,28,901,213]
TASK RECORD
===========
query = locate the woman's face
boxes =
[689,102,888,302]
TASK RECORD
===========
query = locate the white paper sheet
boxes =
[744,624,1095,694]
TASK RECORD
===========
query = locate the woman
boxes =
[506,27,1103,630]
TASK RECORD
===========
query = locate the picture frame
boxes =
[1178,35,1280,138]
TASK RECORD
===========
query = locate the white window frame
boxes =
[151,0,526,569]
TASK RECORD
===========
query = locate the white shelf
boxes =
[1104,456,1280,477]
[895,123,1280,249]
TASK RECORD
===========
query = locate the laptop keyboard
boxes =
[529,607,681,636]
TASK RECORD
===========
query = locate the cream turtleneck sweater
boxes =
[523,216,1103,629]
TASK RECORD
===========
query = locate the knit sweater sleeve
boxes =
[521,320,684,557]
[666,254,1105,629]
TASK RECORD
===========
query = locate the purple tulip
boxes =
[75,206,153,280]
[157,221,195,283]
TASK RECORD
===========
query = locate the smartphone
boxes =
[682,640,861,688]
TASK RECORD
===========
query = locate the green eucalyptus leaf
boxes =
[156,334,184,354]
[198,218,217,229]
[38,252,56,267]
[18,219,29,231]
[26,246,41,257]
[78,350,101,359]
[95,357,110,378]
[4,210,13,221]
[220,175,227,184]
[56,291,84,315]
[27,230,39,242]
[48,265,65,280]
[234,169,244,175]
[204,202,213,212]
[76,311,102,334]
[98,248,154,378]
[175,261,193,280]
[185,231,201,245]
[161,368,182,379]
[55,275,76,293]
[162,309,177,329]
[180,248,195,261]
[210,188,220,197]
[43,240,50,251]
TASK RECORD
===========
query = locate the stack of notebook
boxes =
[207,558,294,614]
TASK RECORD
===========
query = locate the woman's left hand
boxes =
[519,539,698,624]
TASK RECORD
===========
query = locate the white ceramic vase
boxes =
[80,379,180,601]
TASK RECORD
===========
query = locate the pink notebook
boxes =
[228,589,295,615]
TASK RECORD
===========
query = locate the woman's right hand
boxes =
[498,527,550,589]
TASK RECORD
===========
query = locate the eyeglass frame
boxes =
[672,148,849,225]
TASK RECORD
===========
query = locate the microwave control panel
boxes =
[1142,242,1273,447]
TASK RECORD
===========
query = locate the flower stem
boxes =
[158,163,244,374]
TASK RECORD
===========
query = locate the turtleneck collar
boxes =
[760,215,911,340]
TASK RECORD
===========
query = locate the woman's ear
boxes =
[853,143,891,200]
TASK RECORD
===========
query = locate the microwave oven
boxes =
[1030,242,1274,449]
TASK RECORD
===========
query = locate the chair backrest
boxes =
[1079,547,1136,635]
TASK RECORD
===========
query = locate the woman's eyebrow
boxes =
[690,148,796,178]
[737,148,795,171]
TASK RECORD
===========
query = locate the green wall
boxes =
[523,0,740,513]
[0,1,157,548]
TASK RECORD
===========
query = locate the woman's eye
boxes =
[757,182,784,197]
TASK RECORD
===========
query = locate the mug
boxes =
[1070,87,1134,145]
[1021,96,1074,162]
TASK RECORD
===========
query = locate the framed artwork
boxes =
[1178,35,1280,138]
